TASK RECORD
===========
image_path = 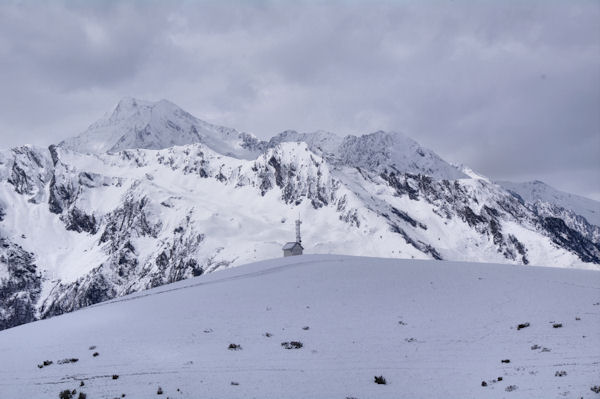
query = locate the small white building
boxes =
[282,218,304,257]
[282,241,303,257]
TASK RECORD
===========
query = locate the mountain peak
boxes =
[116,96,141,107]
[58,98,261,159]
[108,97,150,122]
[109,98,181,121]
[338,130,467,180]
[114,96,173,107]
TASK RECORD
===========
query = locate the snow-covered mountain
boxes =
[499,180,600,227]
[1,255,598,398]
[59,97,264,159]
[1,97,599,331]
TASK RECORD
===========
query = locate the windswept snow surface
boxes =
[0,255,598,399]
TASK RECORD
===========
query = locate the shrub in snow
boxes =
[281,341,303,349]
[78,393,86,399]
[264,332,272,337]
[228,343,242,350]
[231,381,239,386]
[302,326,310,330]
[88,346,96,350]
[505,385,517,392]
[591,385,600,393]
[530,344,540,350]
[58,390,73,399]
[517,322,530,330]
[374,375,387,385]
[555,370,567,377]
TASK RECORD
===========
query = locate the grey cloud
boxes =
[0,2,170,90]
[0,0,598,199]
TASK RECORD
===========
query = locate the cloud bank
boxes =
[0,0,598,199]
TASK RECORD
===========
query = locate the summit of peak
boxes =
[108,97,154,122]
[114,96,152,110]
[112,97,180,114]
[58,97,261,159]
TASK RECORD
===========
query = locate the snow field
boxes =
[0,255,598,398]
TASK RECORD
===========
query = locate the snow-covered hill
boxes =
[0,255,598,398]
[1,97,599,332]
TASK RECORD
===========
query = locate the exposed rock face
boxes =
[499,180,600,228]
[252,144,336,208]
[40,195,161,318]
[377,171,532,264]
[64,207,98,234]
[99,196,161,250]
[530,202,600,245]
[542,217,600,263]
[1,146,53,204]
[39,269,114,319]
[0,236,41,330]
[0,98,598,331]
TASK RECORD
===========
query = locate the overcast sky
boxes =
[0,0,598,199]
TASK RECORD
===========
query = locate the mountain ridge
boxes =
[0,97,599,331]
[498,180,600,227]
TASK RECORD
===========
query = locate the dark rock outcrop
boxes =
[543,217,600,263]
[0,237,41,330]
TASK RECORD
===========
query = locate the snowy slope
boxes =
[499,180,600,227]
[0,255,598,399]
[59,97,263,159]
